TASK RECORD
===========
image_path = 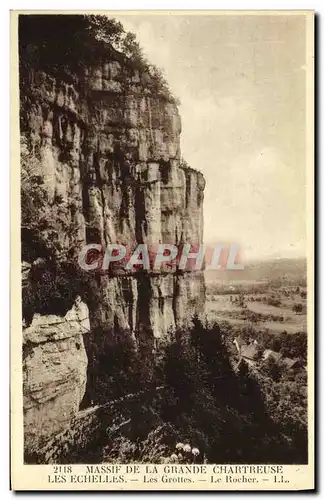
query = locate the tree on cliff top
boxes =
[86,15,143,62]
[19,14,177,102]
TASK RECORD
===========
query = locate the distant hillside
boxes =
[205,258,307,285]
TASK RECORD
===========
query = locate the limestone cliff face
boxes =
[20,40,206,343]
[20,17,206,458]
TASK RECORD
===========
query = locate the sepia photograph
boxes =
[11,10,314,490]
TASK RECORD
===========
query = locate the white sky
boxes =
[114,13,307,260]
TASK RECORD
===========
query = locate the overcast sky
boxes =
[114,13,307,260]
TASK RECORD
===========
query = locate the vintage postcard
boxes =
[10,10,314,491]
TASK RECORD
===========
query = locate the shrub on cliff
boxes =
[21,140,52,259]
[19,14,177,102]
[87,15,176,101]
[86,15,143,62]
[82,332,144,406]
[22,260,94,323]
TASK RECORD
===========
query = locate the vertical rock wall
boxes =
[20,48,206,343]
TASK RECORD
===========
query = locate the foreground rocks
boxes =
[23,312,88,454]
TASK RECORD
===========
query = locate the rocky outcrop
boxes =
[23,313,88,454]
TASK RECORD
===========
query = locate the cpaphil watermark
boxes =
[77,243,244,272]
